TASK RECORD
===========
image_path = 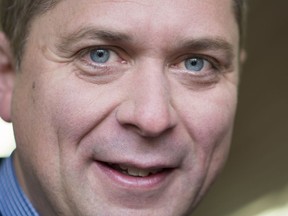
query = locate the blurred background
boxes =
[1,0,288,215]
[194,0,288,215]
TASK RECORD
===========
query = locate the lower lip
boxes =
[95,161,171,190]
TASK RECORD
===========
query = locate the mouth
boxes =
[106,163,166,177]
[88,159,178,208]
[95,160,173,189]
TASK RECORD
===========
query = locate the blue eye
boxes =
[185,58,204,72]
[90,49,110,63]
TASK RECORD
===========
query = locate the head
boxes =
[0,0,246,215]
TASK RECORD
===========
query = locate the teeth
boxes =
[116,164,163,177]
[127,167,141,177]
[126,168,151,177]
[119,165,128,171]
[138,170,151,177]
[150,169,162,174]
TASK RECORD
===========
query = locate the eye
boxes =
[90,48,111,63]
[174,55,220,75]
[76,46,126,68]
[184,57,205,72]
[170,54,230,89]
[74,46,129,82]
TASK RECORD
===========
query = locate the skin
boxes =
[0,0,242,215]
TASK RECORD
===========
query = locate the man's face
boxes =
[11,0,240,215]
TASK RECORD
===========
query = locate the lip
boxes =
[94,160,174,190]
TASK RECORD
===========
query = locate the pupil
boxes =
[185,57,204,72]
[97,50,104,57]
[191,59,197,66]
[90,49,110,63]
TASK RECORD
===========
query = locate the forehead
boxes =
[30,0,239,50]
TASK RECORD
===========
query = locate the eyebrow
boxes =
[180,37,234,53]
[56,27,132,53]
[56,27,235,63]
[178,37,235,59]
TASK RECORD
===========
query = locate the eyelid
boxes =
[77,46,127,66]
[169,54,225,90]
[172,54,222,74]
[77,46,112,59]
[73,45,131,81]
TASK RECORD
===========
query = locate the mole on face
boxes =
[32,81,36,90]
[31,81,36,104]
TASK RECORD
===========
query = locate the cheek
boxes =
[176,86,237,199]
[177,87,237,152]
[39,76,121,145]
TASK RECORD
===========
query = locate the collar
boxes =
[0,155,39,216]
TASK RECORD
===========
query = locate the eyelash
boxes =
[75,46,223,79]
[79,47,123,64]
[174,54,221,72]
[71,46,131,79]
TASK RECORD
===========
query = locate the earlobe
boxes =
[240,49,247,64]
[0,32,15,122]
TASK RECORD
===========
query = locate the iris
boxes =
[90,49,110,63]
[185,58,205,72]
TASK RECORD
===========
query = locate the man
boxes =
[0,0,246,215]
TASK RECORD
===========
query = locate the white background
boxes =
[0,118,15,157]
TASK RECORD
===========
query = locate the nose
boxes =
[116,61,177,137]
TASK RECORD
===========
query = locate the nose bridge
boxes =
[133,60,175,136]
[117,58,177,137]
[135,61,168,113]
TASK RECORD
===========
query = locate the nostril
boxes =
[116,97,178,137]
[134,113,174,137]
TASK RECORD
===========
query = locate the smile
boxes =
[94,160,174,189]
[107,163,165,177]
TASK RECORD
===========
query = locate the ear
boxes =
[0,32,15,122]
[240,49,247,64]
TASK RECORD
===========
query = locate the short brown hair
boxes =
[0,0,247,67]
[0,0,60,67]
